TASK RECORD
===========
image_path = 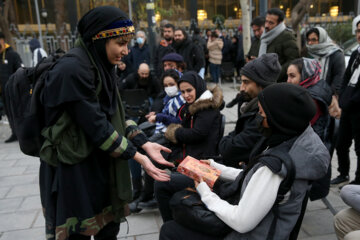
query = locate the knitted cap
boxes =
[241,53,281,88]
[258,83,316,135]
[162,53,184,63]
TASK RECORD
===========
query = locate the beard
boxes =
[164,36,173,41]
[239,91,252,102]
[173,39,184,49]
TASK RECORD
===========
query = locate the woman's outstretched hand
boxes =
[134,152,170,182]
[142,142,175,168]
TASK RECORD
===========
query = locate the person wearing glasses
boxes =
[305,27,345,100]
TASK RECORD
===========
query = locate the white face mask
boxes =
[164,86,178,97]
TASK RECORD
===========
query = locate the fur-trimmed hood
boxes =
[188,85,223,115]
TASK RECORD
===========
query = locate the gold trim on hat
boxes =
[92,25,135,41]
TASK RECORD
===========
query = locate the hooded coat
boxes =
[165,72,223,161]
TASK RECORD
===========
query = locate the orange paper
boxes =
[177,156,221,188]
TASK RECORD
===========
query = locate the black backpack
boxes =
[4,48,85,157]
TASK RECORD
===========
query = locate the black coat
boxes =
[153,41,175,77]
[307,79,332,140]
[323,50,345,95]
[221,36,232,63]
[120,72,161,99]
[165,85,223,161]
[339,49,360,111]
[173,39,205,72]
[218,98,262,168]
[0,46,22,90]
[127,43,150,72]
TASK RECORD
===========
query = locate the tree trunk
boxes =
[240,0,251,57]
[54,0,66,35]
[0,0,15,49]
[290,0,313,51]
[79,0,90,19]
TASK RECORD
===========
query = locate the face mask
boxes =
[255,113,272,137]
[136,37,144,45]
[165,86,178,97]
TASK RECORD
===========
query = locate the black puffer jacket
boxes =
[219,98,262,168]
[165,85,223,161]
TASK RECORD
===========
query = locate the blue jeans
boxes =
[209,63,221,83]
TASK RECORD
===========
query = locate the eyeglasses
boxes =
[355,29,360,34]
[307,38,319,43]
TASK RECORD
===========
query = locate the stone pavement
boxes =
[0,82,356,240]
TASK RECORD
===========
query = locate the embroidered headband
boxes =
[92,19,135,41]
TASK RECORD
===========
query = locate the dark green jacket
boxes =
[266,29,299,82]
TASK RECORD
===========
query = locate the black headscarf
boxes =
[178,71,207,99]
[77,6,131,115]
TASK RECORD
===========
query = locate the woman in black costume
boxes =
[39,6,173,240]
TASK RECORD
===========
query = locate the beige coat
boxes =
[207,38,224,65]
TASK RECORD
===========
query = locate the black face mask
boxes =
[255,113,272,137]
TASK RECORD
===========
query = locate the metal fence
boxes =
[10,23,77,67]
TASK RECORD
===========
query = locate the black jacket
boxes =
[221,36,232,63]
[120,72,161,99]
[165,85,223,161]
[153,41,175,77]
[339,49,360,111]
[218,98,262,168]
[127,43,150,72]
[173,39,205,72]
[323,50,345,95]
[0,46,22,90]
[307,79,332,140]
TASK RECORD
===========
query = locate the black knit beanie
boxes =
[241,53,281,88]
[258,83,316,135]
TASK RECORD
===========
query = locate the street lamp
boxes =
[41,8,48,33]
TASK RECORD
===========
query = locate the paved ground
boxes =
[0,82,356,239]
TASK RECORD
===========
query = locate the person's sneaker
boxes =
[138,198,158,209]
[4,134,17,143]
[330,175,349,185]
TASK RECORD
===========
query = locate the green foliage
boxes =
[325,21,353,46]
[132,0,173,23]
[212,14,225,29]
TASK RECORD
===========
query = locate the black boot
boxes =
[129,177,144,213]
[138,172,157,209]
[5,133,17,143]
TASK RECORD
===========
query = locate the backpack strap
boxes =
[259,138,297,240]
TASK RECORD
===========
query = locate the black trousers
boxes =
[160,220,222,240]
[154,172,194,222]
[335,110,360,179]
[68,221,120,240]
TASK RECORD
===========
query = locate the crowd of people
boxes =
[0,5,360,240]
